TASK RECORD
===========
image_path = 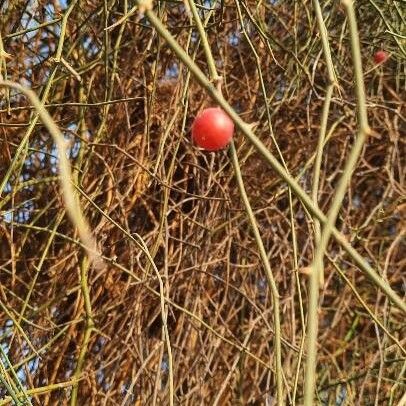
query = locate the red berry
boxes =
[374,50,388,64]
[192,107,234,151]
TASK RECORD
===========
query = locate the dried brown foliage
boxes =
[0,0,405,404]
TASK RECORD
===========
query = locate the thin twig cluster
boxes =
[0,1,404,405]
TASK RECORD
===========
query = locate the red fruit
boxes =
[192,107,234,151]
[374,50,388,64]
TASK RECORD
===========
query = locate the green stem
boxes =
[187,2,283,401]
[230,142,283,404]
[311,0,338,287]
[303,0,338,402]
[0,372,23,406]
[0,80,101,268]
[187,0,220,84]
[305,2,371,404]
[311,85,333,286]
[70,257,94,406]
[0,380,79,406]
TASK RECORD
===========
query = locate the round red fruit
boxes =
[192,107,234,151]
[374,50,388,64]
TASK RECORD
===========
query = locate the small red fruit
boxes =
[192,107,234,151]
[374,50,388,64]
